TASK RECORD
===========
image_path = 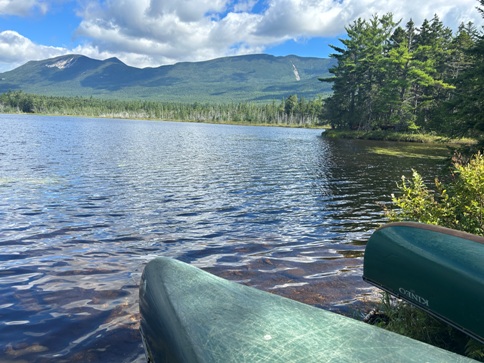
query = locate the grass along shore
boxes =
[321,129,476,145]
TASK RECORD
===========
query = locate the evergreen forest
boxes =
[321,2,484,148]
[0,91,325,127]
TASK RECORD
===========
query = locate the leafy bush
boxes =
[380,152,484,360]
[386,152,484,234]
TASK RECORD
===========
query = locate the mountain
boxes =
[0,54,334,103]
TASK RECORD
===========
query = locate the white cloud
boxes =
[0,30,67,68]
[145,0,227,22]
[255,0,346,38]
[256,0,482,38]
[74,0,268,67]
[0,0,482,72]
[0,0,48,16]
[346,0,481,29]
[233,0,258,13]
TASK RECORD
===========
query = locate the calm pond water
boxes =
[0,114,449,362]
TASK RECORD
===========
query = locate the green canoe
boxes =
[363,222,484,344]
[139,256,476,362]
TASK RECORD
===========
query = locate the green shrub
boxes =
[386,152,484,235]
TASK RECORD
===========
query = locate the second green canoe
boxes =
[363,222,484,344]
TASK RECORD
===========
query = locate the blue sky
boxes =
[0,0,482,72]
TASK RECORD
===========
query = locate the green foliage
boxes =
[447,18,484,142]
[386,152,484,235]
[321,14,401,131]
[386,169,447,225]
[322,11,482,142]
[0,91,326,127]
[381,152,484,359]
[467,338,484,360]
[376,292,470,355]
[0,90,36,113]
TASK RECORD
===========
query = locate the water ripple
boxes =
[0,115,447,362]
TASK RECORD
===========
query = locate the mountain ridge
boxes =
[0,54,335,103]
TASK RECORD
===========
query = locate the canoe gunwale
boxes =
[379,221,484,245]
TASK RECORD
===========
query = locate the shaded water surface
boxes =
[0,114,448,362]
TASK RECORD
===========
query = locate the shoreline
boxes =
[321,128,476,145]
[0,110,328,129]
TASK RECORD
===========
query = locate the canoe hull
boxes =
[139,256,476,362]
[363,222,484,344]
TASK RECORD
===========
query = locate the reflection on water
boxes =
[0,114,447,362]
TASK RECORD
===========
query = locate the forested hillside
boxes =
[321,4,483,145]
[0,54,333,104]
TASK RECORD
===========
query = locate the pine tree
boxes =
[447,0,484,147]
[321,15,399,130]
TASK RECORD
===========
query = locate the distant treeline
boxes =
[0,91,325,127]
[321,9,484,142]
